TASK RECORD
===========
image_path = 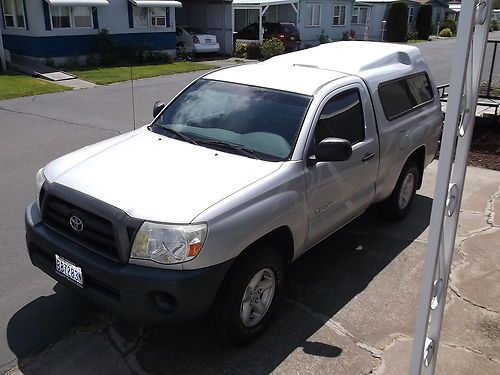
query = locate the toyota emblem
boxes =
[69,215,84,232]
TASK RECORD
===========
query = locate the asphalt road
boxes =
[0,34,497,372]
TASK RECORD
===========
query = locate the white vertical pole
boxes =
[259,6,263,44]
[409,1,493,374]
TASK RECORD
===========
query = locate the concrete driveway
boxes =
[1,37,500,374]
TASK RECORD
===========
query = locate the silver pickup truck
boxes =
[26,42,442,344]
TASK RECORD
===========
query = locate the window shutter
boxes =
[166,7,170,28]
[92,6,98,29]
[42,0,51,30]
[127,1,133,28]
[21,0,29,29]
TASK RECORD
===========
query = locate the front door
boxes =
[305,84,379,246]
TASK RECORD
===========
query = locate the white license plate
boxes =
[205,39,212,43]
[290,37,295,40]
[55,254,83,287]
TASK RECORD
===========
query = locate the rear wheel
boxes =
[379,159,420,221]
[213,246,284,345]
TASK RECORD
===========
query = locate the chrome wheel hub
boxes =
[399,172,415,210]
[240,268,276,327]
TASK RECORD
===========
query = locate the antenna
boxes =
[130,65,137,130]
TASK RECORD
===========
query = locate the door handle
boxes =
[362,153,375,162]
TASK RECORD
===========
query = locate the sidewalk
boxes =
[3,161,499,375]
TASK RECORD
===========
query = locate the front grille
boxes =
[43,195,119,261]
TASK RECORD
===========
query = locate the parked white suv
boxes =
[26,42,442,343]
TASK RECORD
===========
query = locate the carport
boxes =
[175,0,234,55]
[233,0,298,43]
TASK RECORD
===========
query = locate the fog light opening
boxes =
[153,291,177,313]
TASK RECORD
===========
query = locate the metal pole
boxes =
[409,1,493,374]
[486,41,497,98]
[381,20,386,41]
[259,6,263,44]
[364,7,371,41]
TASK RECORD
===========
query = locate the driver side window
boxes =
[315,89,365,146]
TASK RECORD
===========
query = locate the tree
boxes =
[387,2,408,42]
[416,4,433,40]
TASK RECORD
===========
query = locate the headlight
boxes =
[36,168,47,209]
[131,222,207,264]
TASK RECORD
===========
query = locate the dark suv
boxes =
[236,22,301,51]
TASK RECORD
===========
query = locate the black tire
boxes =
[213,246,285,345]
[379,159,420,221]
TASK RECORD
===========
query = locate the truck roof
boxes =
[206,41,430,96]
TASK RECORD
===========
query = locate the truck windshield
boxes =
[150,79,311,161]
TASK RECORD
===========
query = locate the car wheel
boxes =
[379,159,420,221]
[213,246,284,345]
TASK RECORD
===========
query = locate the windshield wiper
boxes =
[197,139,259,160]
[150,125,198,146]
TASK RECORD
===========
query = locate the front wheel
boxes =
[213,246,285,345]
[379,159,420,221]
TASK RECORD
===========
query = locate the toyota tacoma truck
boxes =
[26,42,442,343]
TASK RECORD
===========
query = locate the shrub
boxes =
[318,29,332,44]
[246,42,261,60]
[416,4,433,40]
[387,2,408,42]
[260,38,285,59]
[441,19,456,34]
[86,54,99,67]
[439,28,452,37]
[45,58,55,67]
[491,18,499,32]
[98,29,116,66]
[235,42,248,58]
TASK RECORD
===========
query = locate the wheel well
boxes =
[408,146,425,189]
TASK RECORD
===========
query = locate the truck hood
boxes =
[45,128,283,223]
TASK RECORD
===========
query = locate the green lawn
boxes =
[70,62,219,85]
[0,72,71,100]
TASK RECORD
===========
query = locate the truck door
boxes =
[304,84,379,246]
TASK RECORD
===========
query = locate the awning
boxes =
[45,0,109,6]
[129,0,182,8]
[233,0,297,7]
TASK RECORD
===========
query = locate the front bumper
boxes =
[25,203,233,324]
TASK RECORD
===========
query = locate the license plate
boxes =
[290,37,295,40]
[205,39,212,43]
[55,254,83,287]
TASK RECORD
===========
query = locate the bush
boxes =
[246,42,261,60]
[98,29,116,66]
[235,42,248,58]
[416,4,433,40]
[260,38,285,59]
[387,2,408,42]
[85,54,99,67]
[491,18,499,32]
[441,19,456,34]
[318,29,332,44]
[439,28,452,37]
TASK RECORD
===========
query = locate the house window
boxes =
[51,6,93,28]
[333,4,346,26]
[1,0,25,28]
[408,7,414,24]
[306,3,321,27]
[133,6,169,28]
[352,6,368,25]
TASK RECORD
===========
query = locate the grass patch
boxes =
[70,62,219,85]
[0,72,71,100]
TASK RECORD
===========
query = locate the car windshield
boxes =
[185,27,205,35]
[150,79,311,161]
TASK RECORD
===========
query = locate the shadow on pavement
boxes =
[7,195,432,374]
[6,284,99,361]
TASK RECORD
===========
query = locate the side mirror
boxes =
[153,101,166,118]
[314,137,352,162]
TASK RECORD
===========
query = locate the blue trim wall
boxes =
[3,32,176,58]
